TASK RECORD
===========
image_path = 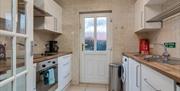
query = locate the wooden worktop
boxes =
[0,52,72,75]
[123,53,180,83]
[33,52,72,63]
[0,58,25,75]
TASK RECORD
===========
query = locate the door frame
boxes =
[79,12,113,83]
[0,0,34,91]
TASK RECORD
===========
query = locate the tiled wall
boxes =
[55,0,139,84]
[33,30,55,54]
[147,13,180,58]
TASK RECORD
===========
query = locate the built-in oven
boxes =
[36,58,58,91]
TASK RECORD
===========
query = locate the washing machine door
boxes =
[121,63,126,91]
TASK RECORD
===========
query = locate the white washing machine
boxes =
[121,56,129,91]
[177,83,180,91]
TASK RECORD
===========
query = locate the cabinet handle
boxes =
[54,17,57,31]
[136,65,140,88]
[141,11,143,27]
[144,78,161,91]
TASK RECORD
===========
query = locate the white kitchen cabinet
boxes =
[58,54,72,91]
[51,2,62,33]
[129,58,141,91]
[34,17,60,33]
[34,0,62,34]
[34,0,55,16]
[141,64,175,91]
[134,0,161,32]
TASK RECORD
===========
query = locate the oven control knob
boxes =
[42,65,46,67]
[52,61,56,64]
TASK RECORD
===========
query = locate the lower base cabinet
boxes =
[58,54,72,91]
[129,58,141,91]
[126,56,176,91]
[141,65,175,91]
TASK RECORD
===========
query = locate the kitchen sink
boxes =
[144,55,180,65]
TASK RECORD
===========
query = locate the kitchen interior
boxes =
[0,0,180,91]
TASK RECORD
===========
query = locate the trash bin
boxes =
[109,63,122,91]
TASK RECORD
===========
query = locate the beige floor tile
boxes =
[66,85,86,91]
[66,84,107,91]
[86,86,107,91]
[87,84,106,88]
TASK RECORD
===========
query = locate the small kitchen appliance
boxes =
[0,44,6,61]
[45,41,59,55]
[139,39,150,55]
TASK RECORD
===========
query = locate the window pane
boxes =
[16,75,26,91]
[17,0,26,34]
[16,37,26,74]
[0,0,13,31]
[96,17,107,51]
[85,18,94,51]
[0,35,13,82]
[0,82,12,91]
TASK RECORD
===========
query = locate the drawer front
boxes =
[141,65,175,91]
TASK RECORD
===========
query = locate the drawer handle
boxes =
[144,78,161,91]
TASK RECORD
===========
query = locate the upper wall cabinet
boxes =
[145,0,180,22]
[34,0,62,34]
[134,0,161,32]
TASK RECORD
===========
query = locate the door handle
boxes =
[141,11,143,27]
[82,43,84,51]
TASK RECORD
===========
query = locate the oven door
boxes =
[36,65,58,91]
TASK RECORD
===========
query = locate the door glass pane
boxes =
[0,0,13,31]
[16,37,26,74]
[96,17,107,51]
[0,35,13,82]
[16,75,26,91]
[17,0,26,34]
[85,18,94,51]
[0,82,12,91]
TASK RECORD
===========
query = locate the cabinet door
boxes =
[135,0,145,31]
[141,65,175,91]
[134,0,161,32]
[58,55,72,91]
[129,59,141,91]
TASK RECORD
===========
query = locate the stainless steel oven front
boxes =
[36,58,58,91]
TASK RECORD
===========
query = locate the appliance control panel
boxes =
[37,58,58,71]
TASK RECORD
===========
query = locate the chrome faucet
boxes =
[153,43,170,63]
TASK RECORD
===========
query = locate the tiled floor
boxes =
[66,84,108,91]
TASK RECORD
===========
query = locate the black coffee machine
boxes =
[45,41,59,55]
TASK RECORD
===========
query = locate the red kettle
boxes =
[139,39,150,55]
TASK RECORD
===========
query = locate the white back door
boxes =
[80,13,112,84]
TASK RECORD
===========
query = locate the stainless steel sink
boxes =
[144,55,180,65]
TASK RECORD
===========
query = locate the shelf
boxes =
[145,0,167,6]
[147,2,180,22]
[34,29,61,35]
[0,17,12,31]
[34,6,52,17]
